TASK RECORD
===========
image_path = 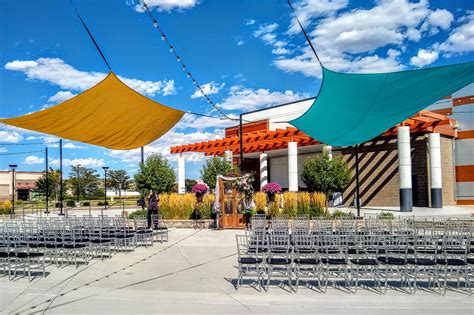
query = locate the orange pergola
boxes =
[170,110,457,156]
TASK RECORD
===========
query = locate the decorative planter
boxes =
[195,192,204,203]
[243,212,252,226]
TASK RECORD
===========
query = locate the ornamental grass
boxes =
[311,192,327,217]
[282,192,298,218]
[254,192,267,213]
[297,191,311,216]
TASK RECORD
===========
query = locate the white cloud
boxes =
[24,155,45,165]
[287,0,349,35]
[266,0,457,76]
[109,127,224,164]
[134,0,198,12]
[425,9,454,31]
[0,148,8,153]
[50,157,105,168]
[410,49,438,67]
[237,40,244,46]
[218,85,307,111]
[63,142,84,149]
[309,0,432,56]
[253,23,279,38]
[191,81,225,99]
[5,57,176,97]
[253,23,295,56]
[245,19,256,26]
[0,131,23,143]
[437,13,474,54]
[176,113,238,130]
[47,90,76,103]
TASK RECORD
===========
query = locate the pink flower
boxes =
[262,182,282,194]
[192,183,209,194]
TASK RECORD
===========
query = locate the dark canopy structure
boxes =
[290,62,474,146]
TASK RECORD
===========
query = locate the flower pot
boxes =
[267,192,275,202]
[243,212,252,226]
[195,192,204,203]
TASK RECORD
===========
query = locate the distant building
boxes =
[0,171,43,201]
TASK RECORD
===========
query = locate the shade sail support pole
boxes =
[141,147,144,165]
[239,114,244,172]
[59,139,64,216]
[355,144,361,218]
[45,147,49,214]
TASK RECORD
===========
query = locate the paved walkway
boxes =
[1,229,473,314]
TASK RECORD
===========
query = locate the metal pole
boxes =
[59,139,64,215]
[239,114,244,172]
[11,168,15,219]
[45,147,49,214]
[355,144,361,218]
[76,166,80,204]
[104,171,107,210]
[141,147,144,165]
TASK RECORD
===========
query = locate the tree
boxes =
[301,152,351,204]
[185,179,197,192]
[67,165,100,200]
[200,157,233,190]
[134,153,176,194]
[33,168,61,201]
[108,169,133,196]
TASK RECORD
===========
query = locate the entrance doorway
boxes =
[218,178,245,229]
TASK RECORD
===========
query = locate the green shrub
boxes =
[66,200,76,207]
[378,212,395,220]
[97,201,109,207]
[82,201,90,207]
[332,210,354,219]
[128,209,147,219]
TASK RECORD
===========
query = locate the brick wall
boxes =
[339,133,455,207]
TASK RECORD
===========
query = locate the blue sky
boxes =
[1,0,473,180]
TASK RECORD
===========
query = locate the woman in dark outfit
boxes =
[147,192,159,228]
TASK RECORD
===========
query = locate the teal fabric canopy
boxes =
[290,62,474,146]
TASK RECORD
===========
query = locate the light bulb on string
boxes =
[169,46,174,53]
[186,73,191,78]
[176,56,181,62]
[153,21,158,28]
[161,35,166,41]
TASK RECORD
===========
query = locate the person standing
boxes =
[147,191,159,228]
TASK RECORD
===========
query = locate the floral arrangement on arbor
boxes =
[262,182,282,194]
[192,183,209,196]
[235,173,255,198]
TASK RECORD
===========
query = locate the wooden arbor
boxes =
[170,110,456,158]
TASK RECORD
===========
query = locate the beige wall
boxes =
[0,171,43,201]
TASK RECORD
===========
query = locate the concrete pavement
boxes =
[1,228,473,314]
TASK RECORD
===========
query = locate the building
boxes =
[171,83,474,208]
[0,171,43,201]
[426,84,474,205]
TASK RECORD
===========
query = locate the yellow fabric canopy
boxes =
[1,72,184,150]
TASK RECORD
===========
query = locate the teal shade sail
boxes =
[290,62,474,146]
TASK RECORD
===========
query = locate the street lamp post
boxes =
[76,164,81,205]
[102,166,109,217]
[9,164,17,219]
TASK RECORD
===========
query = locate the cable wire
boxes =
[287,0,322,67]
[69,0,112,71]
[0,150,44,156]
[141,0,236,121]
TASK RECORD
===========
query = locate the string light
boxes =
[141,1,235,121]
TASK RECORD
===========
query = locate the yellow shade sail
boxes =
[0,72,185,150]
